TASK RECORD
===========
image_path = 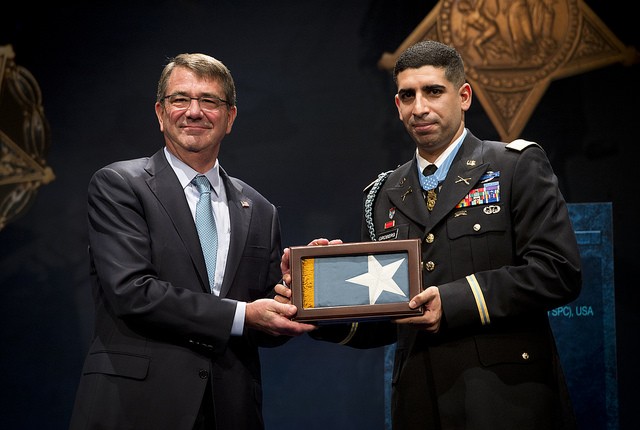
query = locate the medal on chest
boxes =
[426,189,437,211]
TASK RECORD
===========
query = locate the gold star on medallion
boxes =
[378,0,638,141]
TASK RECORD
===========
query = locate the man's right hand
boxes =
[245,299,316,336]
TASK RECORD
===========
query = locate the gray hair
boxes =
[156,53,236,106]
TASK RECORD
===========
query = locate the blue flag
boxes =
[303,252,410,308]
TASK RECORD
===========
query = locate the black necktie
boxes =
[422,164,438,178]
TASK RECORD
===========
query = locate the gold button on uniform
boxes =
[521,352,530,360]
[424,261,435,271]
[425,233,434,243]
[473,223,481,231]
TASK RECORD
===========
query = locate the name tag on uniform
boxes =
[377,229,399,241]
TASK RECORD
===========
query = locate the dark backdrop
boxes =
[1,1,637,429]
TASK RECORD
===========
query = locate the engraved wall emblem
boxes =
[0,45,55,230]
[378,0,638,141]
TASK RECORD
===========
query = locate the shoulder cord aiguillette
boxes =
[364,170,393,241]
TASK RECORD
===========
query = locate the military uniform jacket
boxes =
[313,132,582,429]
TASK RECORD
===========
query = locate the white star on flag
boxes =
[345,255,407,304]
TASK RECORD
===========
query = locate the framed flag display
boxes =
[289,239,423,322]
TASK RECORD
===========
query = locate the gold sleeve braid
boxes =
[338,322,359,345]
[466,274,491,325]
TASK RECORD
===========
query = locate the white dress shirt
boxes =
[164,147,246,335]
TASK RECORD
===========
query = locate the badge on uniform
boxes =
[385,207,396,229]
[479,171,500,183]
[456,180,500,208]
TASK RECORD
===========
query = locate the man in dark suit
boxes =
[69,53,315,430]
[279,40,582,429]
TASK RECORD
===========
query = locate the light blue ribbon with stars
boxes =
[417,130,466,191]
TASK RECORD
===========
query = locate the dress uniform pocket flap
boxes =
[447,205,506,240]
[83,350,150,380]
[474,335,541,367]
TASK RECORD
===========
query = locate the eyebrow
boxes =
[170,91,220,98]
[421,84,446,92]
[398,84,446,96]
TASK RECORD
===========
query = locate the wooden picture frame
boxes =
[289,239,423,322]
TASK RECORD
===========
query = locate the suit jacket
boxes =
[69,148,286,430]
[312,132,582,430]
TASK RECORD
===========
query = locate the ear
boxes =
[394,94,403,121]
[155,102,165,132]
[225,105,238,134]
[460,83,472,112]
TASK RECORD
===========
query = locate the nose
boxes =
[412,93,430,117]
[185,99,204,117]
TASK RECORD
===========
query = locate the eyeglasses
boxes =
[161,93,229,112]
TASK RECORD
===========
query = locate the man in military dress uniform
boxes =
[281,40,582,430]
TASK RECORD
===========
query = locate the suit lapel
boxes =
[385,134,491,233]
[427,135,488,229]
[386,161,430,229]
[218,168,252,298]
[145,150,210,293]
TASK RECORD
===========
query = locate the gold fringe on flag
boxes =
[301,257,315,309]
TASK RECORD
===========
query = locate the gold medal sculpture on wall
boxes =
[378,0,638,141]
[0,45,54,230]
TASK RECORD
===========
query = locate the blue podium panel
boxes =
[551,202,618,430]
[384,202,617,429]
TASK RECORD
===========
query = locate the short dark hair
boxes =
[156,53,237,106]
[393,40,466,88]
